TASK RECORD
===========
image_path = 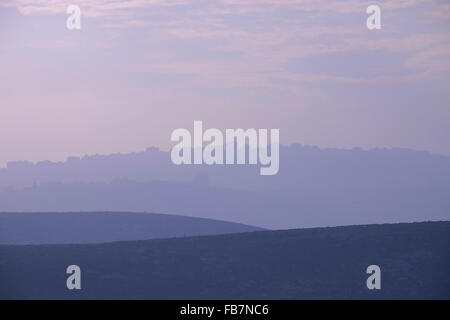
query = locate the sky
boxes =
[1,0,449,167]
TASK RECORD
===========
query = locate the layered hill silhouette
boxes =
[0,221,448,299]
[0,212,263,245]
[0,177,448,229]
[0,145,449,229]
[2,145,449,193]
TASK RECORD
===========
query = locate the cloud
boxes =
[1,0,189,17]
[1,0,432,17]
[2,0,449,86]
[405,45,450,73]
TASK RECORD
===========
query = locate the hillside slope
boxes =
[0,221,449,299]
[0,212,264,245]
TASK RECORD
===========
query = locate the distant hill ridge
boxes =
[1,145,449,192]
[0,145,449,229]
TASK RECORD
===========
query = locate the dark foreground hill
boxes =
[0,212,263,245]
[0,221,449,299]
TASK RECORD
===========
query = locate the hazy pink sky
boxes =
[1,0,450,167]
